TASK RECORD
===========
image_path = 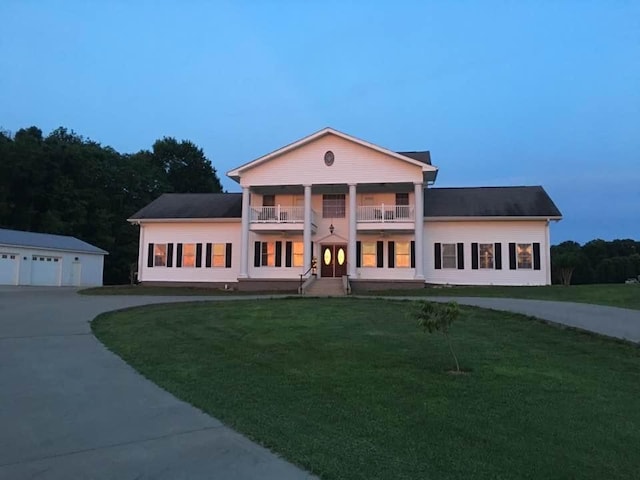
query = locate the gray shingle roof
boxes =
[0,228,108,254]
[129,193,242,220]
[397,151,432,165]
[424,186,562,218]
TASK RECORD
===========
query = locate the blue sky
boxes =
[1,1,638,243]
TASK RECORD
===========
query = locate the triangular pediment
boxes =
[227,128,437,186]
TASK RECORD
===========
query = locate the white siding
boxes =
[241,134,423,187]
[139,222,241,283]
[424,221,550,286]
[248,233,307,279]
[0,247,104,286]
[354,234,416,280]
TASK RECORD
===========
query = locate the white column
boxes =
[348,183,357,277]
[239,186,250,278]
[303,185,312,272]
[414,182,425,280]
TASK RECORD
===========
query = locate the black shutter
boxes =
[285,241,292,267]
[225,243,232,268]
[147,243,154,268]
[471,242,479,270]
[167,243,174,267]
[275,241,282,267]
[356,241,361,268]
[205,243,212,268]
[195,243,202,268]
[457,243,464,269]
[410,241,415,268]
[254,241,261,267]
[495,243,502,270]
[509,243,516,270]
[387,241,394,268]
[533,243,541,270]
[176,243,183,268]
[311,242,314,259]
[434,243,442,269]
[377,241,385,268]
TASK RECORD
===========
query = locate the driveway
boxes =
[0,287,314,480]
[407,296,640,343]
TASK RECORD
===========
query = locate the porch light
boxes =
[329,223,335,235]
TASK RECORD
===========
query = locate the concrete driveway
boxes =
[424,296,640,343]
[0,287,314,480]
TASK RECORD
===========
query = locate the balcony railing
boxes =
[250,206,315,224]
[357,205,415,223]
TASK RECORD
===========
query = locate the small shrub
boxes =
[414,301,461,372]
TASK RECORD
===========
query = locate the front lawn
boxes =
[367,284,640,310]
[93,299,640,480]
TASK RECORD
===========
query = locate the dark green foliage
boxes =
[0,126,223,283]
[552,238,640,284]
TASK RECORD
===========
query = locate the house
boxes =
[129,128,562,291]
[0,228,107,286]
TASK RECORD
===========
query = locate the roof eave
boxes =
[128,217,242,223]
[424,215,563,222]
[0,242,108,255]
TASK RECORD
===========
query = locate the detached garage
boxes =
[0,228,107,286]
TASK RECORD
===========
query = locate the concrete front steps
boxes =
[304,278,346,297]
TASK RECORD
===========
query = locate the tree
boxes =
[151,137,223,193]
[551,241,583,286]
[414,301,461,373]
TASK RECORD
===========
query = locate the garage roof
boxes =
[0,228,108,255]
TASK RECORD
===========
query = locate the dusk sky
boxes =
[1,1,638,244]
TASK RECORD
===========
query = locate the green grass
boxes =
[93,298,640,480]
[79,285,295,296]
[367,284,640,310]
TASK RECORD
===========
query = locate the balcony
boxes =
[357,205,415,231]
[250,206,317,232]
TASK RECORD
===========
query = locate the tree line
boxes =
[551,239,640,285]
[0,126,223,284]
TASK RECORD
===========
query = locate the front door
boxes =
[320,244,347,277]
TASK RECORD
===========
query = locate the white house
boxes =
[0,228,107,286]
[129,128,562,291]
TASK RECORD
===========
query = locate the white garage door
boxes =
[31,255,61,286]
[0,253,19,285]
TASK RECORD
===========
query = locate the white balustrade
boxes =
[250,206,308,223]
[356,205,415,222]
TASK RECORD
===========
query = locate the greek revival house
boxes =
[129,128,562,291]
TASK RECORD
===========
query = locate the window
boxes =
[182,243,196,267]
[323,194,345,218]
[396,242,410,268]
[261,242,276,266]
[479,243,494,269]
[154,244,167,266]
[262,195,275,206]
[395,193,409,205]
[362,242,377,267]
[212,243,226,267]
[517,243,532,269]
[293,242,304,267]
[442,243,457,269]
